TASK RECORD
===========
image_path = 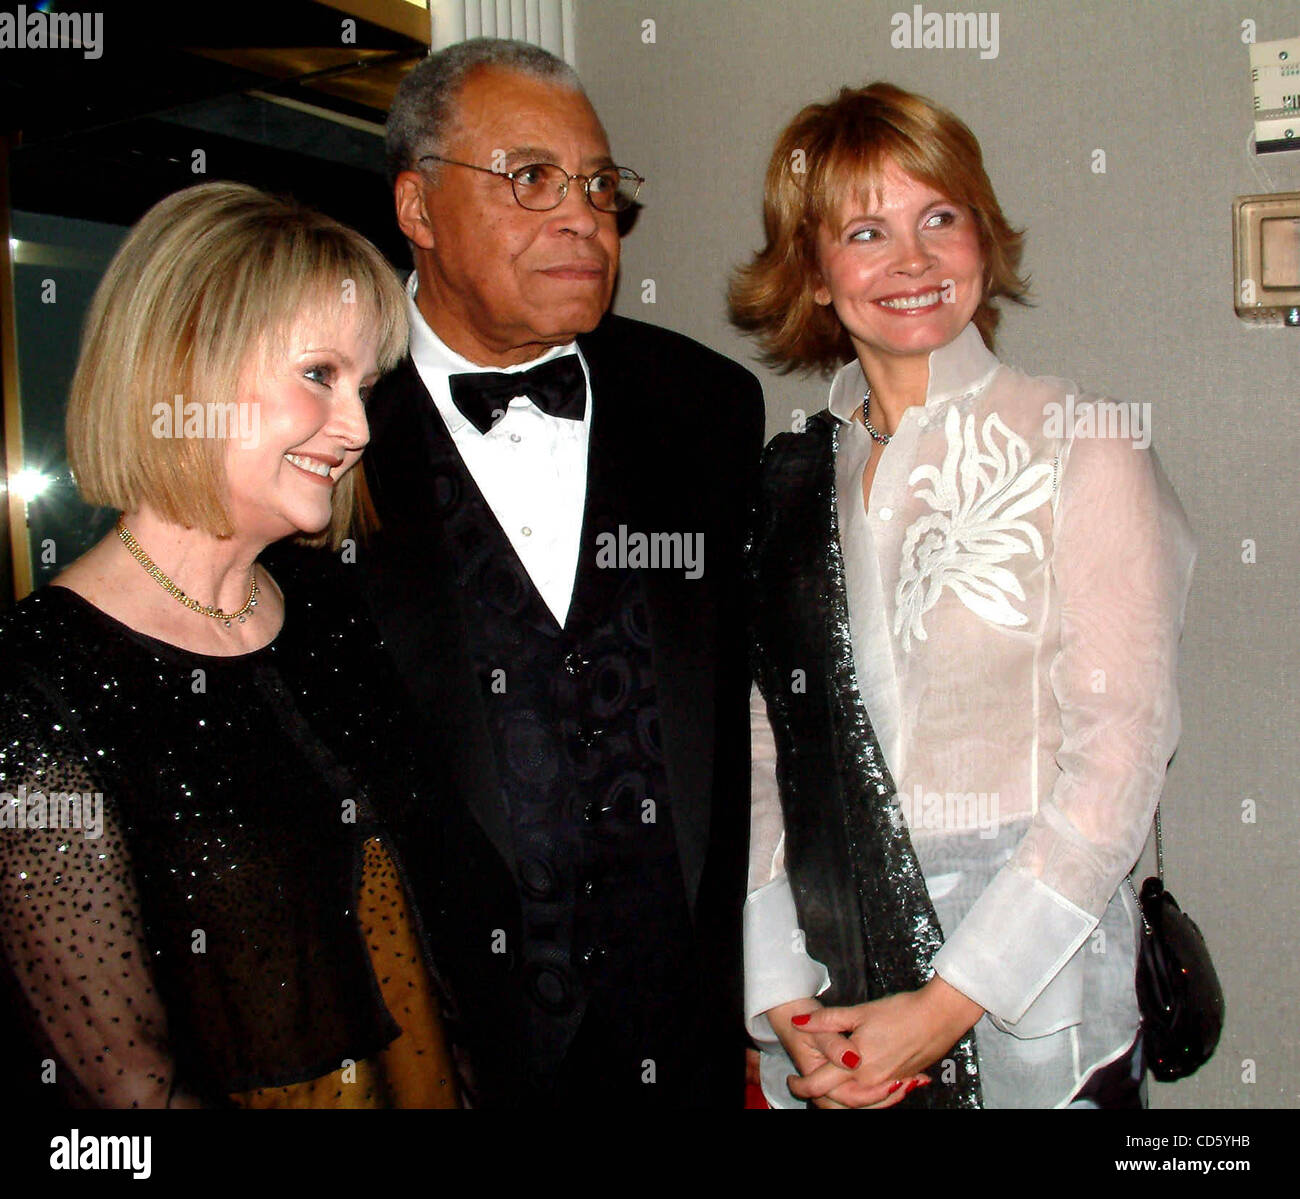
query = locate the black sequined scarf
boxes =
[748,411,982,1109]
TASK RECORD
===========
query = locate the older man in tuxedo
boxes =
[360,38,763,1106]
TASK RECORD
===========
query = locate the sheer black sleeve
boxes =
[0,673,181,1107]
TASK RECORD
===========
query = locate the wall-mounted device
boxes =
[1251,36,1299,153]
[1234,193,1300,326]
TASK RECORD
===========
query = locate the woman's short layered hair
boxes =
[66,181,408,548]
[729,82,1027,375]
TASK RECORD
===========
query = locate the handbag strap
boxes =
[1124,802,1164,935]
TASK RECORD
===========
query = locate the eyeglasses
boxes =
[417,154,644,213]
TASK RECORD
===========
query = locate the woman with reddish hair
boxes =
[733,83,1194,1109]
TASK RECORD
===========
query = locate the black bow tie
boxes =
[448,355,586,435]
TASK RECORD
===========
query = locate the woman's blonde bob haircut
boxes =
[730,82,1027,375]
[67,181,408,548]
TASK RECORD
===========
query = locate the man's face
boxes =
[401,68,621,366]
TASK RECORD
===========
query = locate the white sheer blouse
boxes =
[745,324,1195,1108]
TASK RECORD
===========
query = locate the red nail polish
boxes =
[914,1077,933,1089]
[791,1013,811,1027]
[902,1079,919,1095]
[842,1051,860,1069]
[887,1080,904,1094]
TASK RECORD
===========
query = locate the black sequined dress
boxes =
[0,546,455,1107]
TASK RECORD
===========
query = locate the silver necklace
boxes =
[860,385,890,445]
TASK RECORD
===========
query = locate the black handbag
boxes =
[1125,806,1225,1082]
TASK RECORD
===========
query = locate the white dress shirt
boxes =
[745,323,1195,1108]
[405,271,592,626]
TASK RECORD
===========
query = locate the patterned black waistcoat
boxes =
[426,427,692,1082]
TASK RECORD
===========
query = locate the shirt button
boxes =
[521,526,532,537]
[510,433,521,443]
[879,507,893,521]
[917,415,929,429]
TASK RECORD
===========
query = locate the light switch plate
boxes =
[1233,193,1300,326]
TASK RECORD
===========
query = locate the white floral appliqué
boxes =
[893,406,1054,651]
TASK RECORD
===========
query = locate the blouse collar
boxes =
[826,322,1001,424]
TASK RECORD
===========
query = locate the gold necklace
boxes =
[116,517,259,628]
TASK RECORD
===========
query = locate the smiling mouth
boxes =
[877,290,944,311]
[284,452,337,482]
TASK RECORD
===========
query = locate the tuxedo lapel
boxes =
[420,395,564,641]
[577,325,717,912]
[562,351,635,637]
[361,360,516,871]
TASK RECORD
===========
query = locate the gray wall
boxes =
[578,0,1300,1108]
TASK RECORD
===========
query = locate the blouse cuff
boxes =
[759,1044,808,1110]
[932,865,1096,1027]
[744,875,832,1042]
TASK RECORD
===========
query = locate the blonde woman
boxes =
[0,183,458,1107]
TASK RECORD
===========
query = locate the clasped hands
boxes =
[765,975,983,1109]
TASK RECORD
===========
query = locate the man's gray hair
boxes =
[386,38,585,187]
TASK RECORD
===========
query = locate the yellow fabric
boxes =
[230,837,458,1108]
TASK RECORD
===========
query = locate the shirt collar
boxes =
[827,322,1001,425]
[404,270,582,435]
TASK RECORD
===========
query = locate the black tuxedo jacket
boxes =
[356,312,764,1106]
